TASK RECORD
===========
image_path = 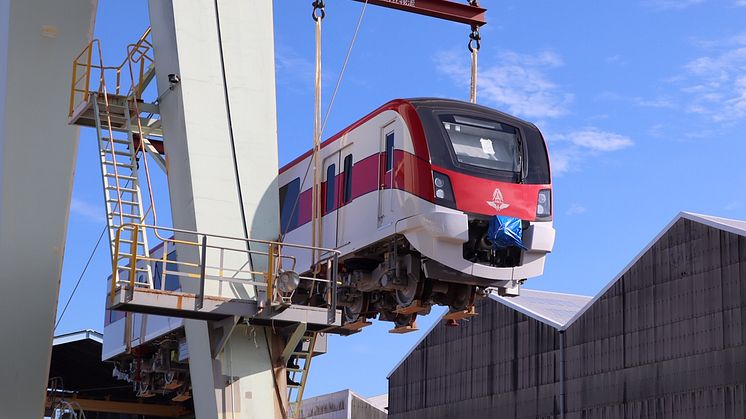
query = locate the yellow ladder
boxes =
[287,331,318,419]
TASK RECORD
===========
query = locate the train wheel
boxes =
[395,273,420,307]
[448,284,474,311]
[343,293,368,324]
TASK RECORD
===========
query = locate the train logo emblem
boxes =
[487,188,510,212]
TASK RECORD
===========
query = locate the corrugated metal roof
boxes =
[52,329,103,346]
[489,289,592,329]
[684,212,746,236]
[366,393,388,412]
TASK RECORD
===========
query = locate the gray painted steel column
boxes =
[0,0,96,417]
[148,0,281,417]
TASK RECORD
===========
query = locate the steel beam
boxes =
[46,396,191,417]
[0,1,96,417]
[352,0,486,27]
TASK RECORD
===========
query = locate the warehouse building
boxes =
[388,212,746,418]
[298,389,387,419]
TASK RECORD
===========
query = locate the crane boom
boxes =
[352,0,486,27]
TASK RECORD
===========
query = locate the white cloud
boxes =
[435,48,631,175]
[548,128,633,175]
[675,33,746,121]
[566,204,587,215]
[648,123,665,137]
[725,201,743,210]
[644,0,704,10]
[635,97,677,109]
[606,55,625,65]
[71,198,104,223]
[435,49,573,119]
[275,47,319,88]
[554,128,634,152]
[547,147,578,175]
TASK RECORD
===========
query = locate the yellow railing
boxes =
[110,224,340,315]
[68,27,154,117]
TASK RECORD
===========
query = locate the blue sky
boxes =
[57,0,746,399]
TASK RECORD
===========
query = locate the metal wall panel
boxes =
[390,218,746,418]
[389,298,561,418]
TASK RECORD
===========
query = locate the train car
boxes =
[279,98,555,326]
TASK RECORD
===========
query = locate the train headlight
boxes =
[276,270,300,293]
[432,171,456,208]
[536,189,551,218]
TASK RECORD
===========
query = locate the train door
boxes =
[378,122,397,228]
[336,145,355,249]
[322,153,339,249]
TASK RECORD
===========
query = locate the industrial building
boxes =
[47,330,192,418]
[388,212,746,418]
[297,389,387,419]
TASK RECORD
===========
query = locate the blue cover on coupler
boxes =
[487,215,527,250]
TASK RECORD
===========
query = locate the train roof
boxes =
[405,97,539,129]
[279,98,539,173]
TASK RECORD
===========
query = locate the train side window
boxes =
[279,177,301,232]
[385,132,394,172]
[343,154,353,203]
[325,164,336,213]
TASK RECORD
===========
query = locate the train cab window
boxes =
[325,164,336,213]
[440,114,521,173]
[279,177,300,232]
[343,154,353,203]
[385,132,394,172]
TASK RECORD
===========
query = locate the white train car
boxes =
[278,98,555,326]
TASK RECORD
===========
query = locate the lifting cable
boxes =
[310,0,325,270]
[280,0,370,244]
[468,0,481,104]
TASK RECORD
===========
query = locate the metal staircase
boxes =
[91,92,153,289]
[67,30,161,293]
[287,331,318,419]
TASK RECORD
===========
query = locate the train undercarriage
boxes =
[291,232,521,330]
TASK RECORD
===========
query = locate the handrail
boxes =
[110,223,341,317]
[68,27,154,117]
[69,27,164,250]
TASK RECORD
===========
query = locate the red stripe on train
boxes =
[432,165,549,221]
[289,150,433,231]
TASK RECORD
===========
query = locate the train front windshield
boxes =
[440,115,521,173]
